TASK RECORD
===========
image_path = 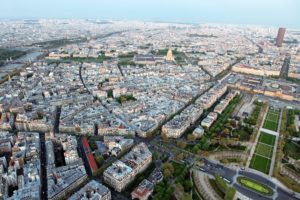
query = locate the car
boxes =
[216,164,223,169]
[199,167,205,171]
[223,177,231,183]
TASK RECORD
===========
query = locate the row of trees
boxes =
[175,171,194,200]
[214,175,236,200]
[153,162,177,199]
[154,161,194,200]
[152,179,175,200]
[59,54,111,63]
[163,162,175,178]
[282,109,300,160]
[286,109,300,137]
[187,95,243,153]
[207,95,242,137]
[244,101,264,125]
[0,48,26,66]
[232,124,254,141]
[117,59,136,66]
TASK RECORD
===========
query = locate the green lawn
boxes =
[250,108,280,175]
[250,132,276,174]
[262,107,280,132]
[250,154,271,174]
[255,143,273,158]
[259,132,276,146]
[237,176,273,196]
[263,120,278,132]
[266,113,279,123]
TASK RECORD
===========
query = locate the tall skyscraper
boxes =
[276,28,286,47]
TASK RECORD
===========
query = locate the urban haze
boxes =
[0,1,300,200]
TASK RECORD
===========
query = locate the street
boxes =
[195,159,299,200]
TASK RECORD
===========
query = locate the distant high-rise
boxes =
[276,28,286,47]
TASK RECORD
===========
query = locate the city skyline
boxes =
[1,1,300,199]
[1,0,300,28]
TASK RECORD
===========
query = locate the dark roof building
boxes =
[276,28,286,47]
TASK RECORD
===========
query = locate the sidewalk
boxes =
[260,128,278,136]
[269,109,282,176]
[246,106,269,167]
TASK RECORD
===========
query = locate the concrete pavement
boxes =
[260,128,279,136]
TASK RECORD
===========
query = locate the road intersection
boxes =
[195,159,299,200]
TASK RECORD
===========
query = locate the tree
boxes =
[153,182,165,200]
[225,187,236,200]
[187,134,196,142]
[192,145,199,153]
[215,175,228,193]
[95,155,104,166]
[89,140,97,150]
[222,159,228,164]
[163,168,172,178]
[215,127,221,134]
[197,149,202,155]
[175,153,184,161]
[182,193,193,200]
[176,183,184,193]
[107,89,113,98]
[223,128,230,135]
[153,179,175,200]
[230,120,237,128]
[163,162,175,174]
[152,151,159,159]
[199,136,208,148]
[202,142,210,151]
[183,180,193,191]
[177,141,187,149]
[119,96,127,104]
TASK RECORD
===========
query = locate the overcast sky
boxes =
[1,0,300,28]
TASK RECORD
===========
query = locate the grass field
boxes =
[250,131,276,174]
[250,108,280,174]
[250,154,271,174]
[259,132,276,146]
[263,120,278,132]
[266,112,279,122]
[237,176,273,196]
[255,143,273,158]
[262,107,280,132]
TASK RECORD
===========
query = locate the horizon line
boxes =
[0,18,299,29]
